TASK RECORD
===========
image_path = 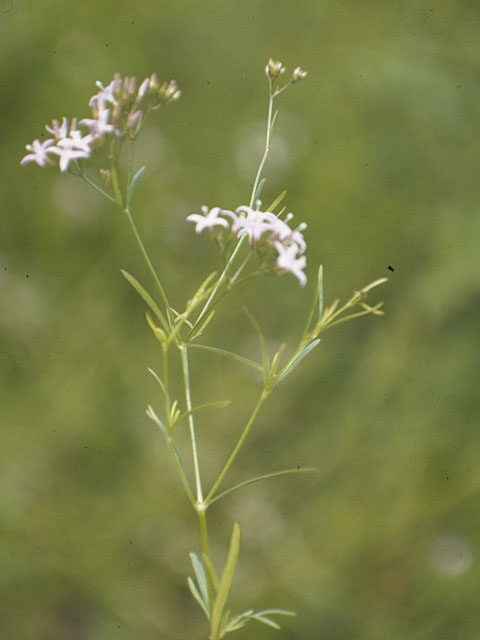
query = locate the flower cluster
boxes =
[21,73,180,173]
[187,205,307,286]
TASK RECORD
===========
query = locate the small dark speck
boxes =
[129,540,132,544]
[297,465,301,471]
[105,43,109,47]
[4,267,7,270]
[446,476,449,480]
[206,80,210,84]
[388,265,394,272]
[25,274,30,278]
[84,446,88,449]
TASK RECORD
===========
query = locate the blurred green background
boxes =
[2,1,480,638]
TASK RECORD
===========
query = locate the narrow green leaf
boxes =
[170,439,190,483]
[276,339,320,385]
[265,189,287,213]
[209,467,318,505]
[244,307,269,380]
[253,177,266,203]
[127,165,146,207]
[187,577,210,620]
[189,309,215,342]
[224,610,254,632]
[256,608,296,617]
[147,367,165,395]
[202,552,220,593]
[146,405,167,440]
[317,264,324,324]
[190,553,209,609]
[270,108,279,131]
[190,344,263,373]
[121,269,168,331]
[250,614,281,629]
[250,609,296,630]
[210,523,241,640]
[177,400,231,425]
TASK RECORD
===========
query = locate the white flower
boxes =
[231,206,276,244]
[45,117,69,141]
[80,108,115,140]
[187,206,231,233]
[88,75,122,110]
[268,214,307,254]
[48,122,92,172]
[20,139,55,167]
[275,241,307,287]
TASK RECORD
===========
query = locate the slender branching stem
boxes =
[205,389,270,505]
[189,84,279,337]
[180,345,204,504]
[123,206,172,328]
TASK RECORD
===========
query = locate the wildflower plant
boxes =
[22,60,387,638]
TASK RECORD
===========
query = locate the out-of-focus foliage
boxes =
[2,1,480,639]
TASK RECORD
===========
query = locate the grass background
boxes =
[2,1,480,638]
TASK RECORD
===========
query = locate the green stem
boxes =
[189,86,278,337]
[123,206,172,328]
[249,85,275,208]
[180,345,204,504]
[79,174,117,204]
[205,389,269,505]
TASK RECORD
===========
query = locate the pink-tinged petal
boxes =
[275,242,307,287]
[187,206,231,233]
[20,139,55,167]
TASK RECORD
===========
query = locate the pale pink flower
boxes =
[187,206,231,233]
[231,206,276,244]
[80,108,115,140]
[48,122,92,172]
[275,241,307,286]
[20,139,55,167]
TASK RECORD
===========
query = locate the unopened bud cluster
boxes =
[265,58,307,85]
[20,72,181,173]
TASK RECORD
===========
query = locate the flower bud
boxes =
[265,58,286,81]
[291,66,308,83]
[99,168,111,184]
[126,107,142,132]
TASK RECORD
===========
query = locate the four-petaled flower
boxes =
[20,139,55,167]
[187,206,230,233]
[275,241,307,287]
[187,203,308,286]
